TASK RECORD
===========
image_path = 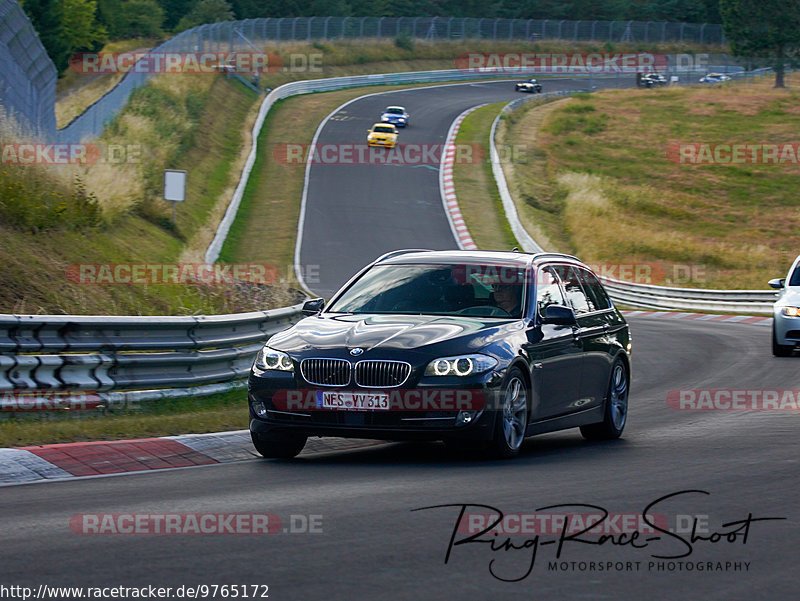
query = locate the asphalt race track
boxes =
[1,317,796,599]
[298,77,628,297]
[2,79,797,600]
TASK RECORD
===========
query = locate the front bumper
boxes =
[773,311,800,346]
[248,370,504,442]
[367,138,396,147]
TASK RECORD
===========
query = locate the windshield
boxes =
[373,126,394,133]
[790,265,800,287]
[327,264,526,318]
[385,108,404,114]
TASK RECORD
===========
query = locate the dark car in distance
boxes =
[249,250,631,459]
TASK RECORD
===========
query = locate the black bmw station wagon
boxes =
[249,250,631,459]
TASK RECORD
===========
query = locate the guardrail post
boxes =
[0,316,19,352]
[9,356,38,389]
[33,355,63,388]
[0,355,15,390]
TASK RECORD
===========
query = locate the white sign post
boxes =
[164,169,187,225]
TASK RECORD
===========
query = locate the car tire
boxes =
[488,367,529,459]
[251,431,307,459]
[772,323,793,357]
[580,358,628,441]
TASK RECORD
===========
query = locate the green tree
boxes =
[118,0,165,37]
[155,0,195,30]
[176,0,234,31]
[22,0,106,71]
[720,0,800,87]
[60,0,107,49]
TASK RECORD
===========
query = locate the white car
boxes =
[769,254,800,356]
[380,106,409,127]
[699,72,732,84]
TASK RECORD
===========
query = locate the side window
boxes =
[536,267,566,316]
[577,268,612,311]
[554,265,593,314]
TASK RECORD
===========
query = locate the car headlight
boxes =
[781,306,800,317]
[254,346,294,372]
[424,354,498,377]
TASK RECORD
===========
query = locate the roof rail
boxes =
[374,249,433,262]
[529,252,581,262]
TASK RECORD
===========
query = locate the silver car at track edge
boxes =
[769,254,800,356]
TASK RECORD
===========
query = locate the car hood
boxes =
[269,313,519,355]
[777,288,800,307]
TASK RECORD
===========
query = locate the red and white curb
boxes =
[440,104,486,251]
[621,310,772,326]
[0,431,386,486]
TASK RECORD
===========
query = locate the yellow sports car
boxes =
[366,123,398,148]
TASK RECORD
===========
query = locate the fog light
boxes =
[456,410,477,426]
[252,401,267,418]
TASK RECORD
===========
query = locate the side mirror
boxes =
[768,278,785,290]
[301,298,325,316]
[541,304,577,326]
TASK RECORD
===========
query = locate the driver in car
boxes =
[493,283,522,316]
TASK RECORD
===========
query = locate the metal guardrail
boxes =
[599,280,775,314]
[0,303,305,402]
[488,93,777,316]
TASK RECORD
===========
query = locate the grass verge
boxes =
[492,78,800,289]
[0,390,247,447]
[452,103,519,251]
[0,73,301,315]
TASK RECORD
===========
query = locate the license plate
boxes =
[316,391,390,411]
